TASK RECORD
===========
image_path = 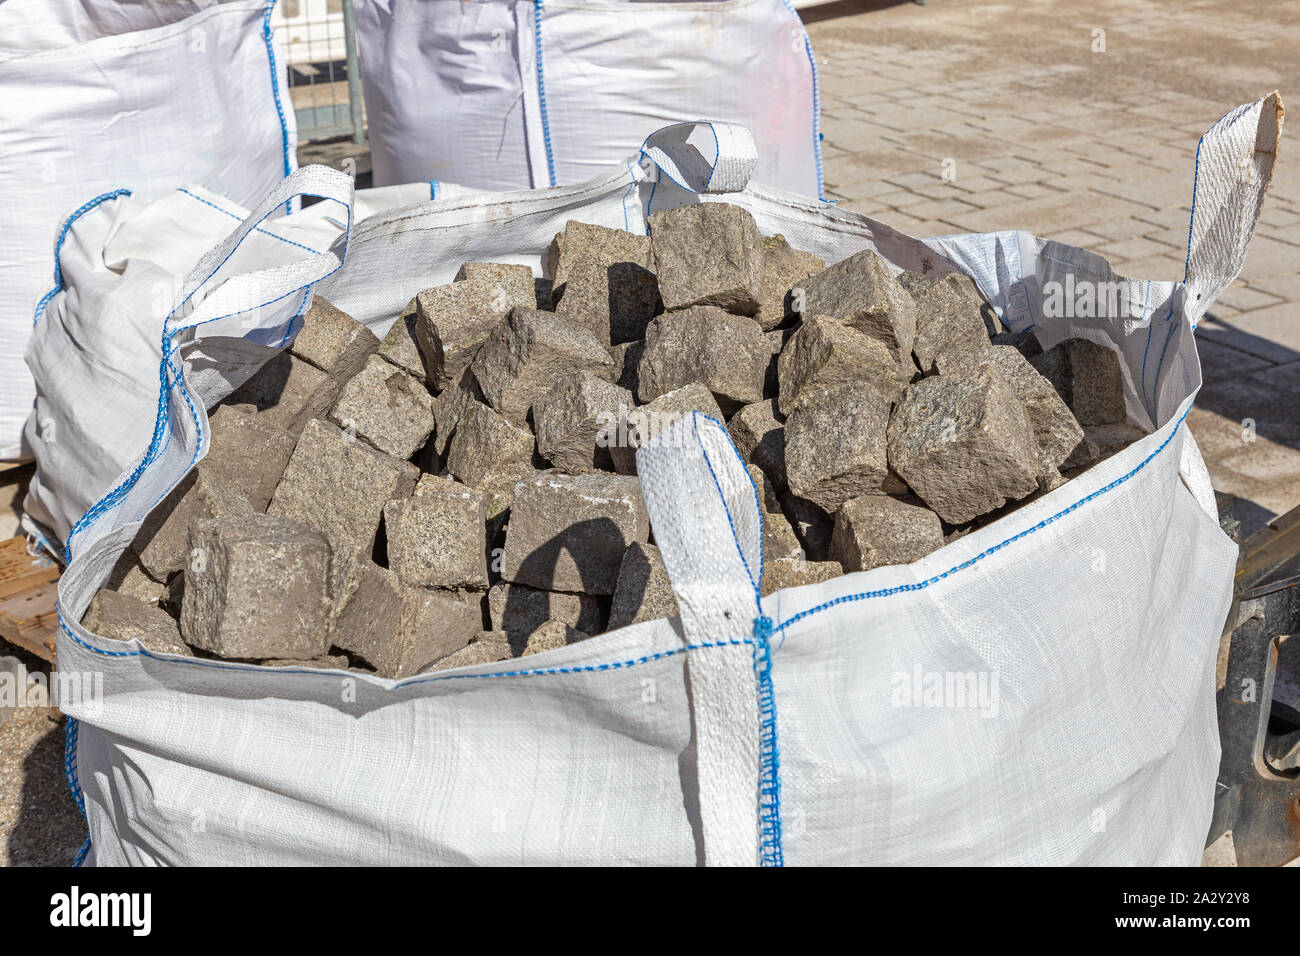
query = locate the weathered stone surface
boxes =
[886,365,1041,524]
[332,561,482,677]
[760,556,843,596]
[328,354,435,459]
[776,315,908,415]
[830,495,944,572]
[756,235,825,331]
[134,467,255,580]
[444,400,535,497]
[896,270,935,299]
[797,248,918,368]
[83,588,191,656]
[637,306,767,412]
[612,340,644,395]
[224,351,334,433]
[608,542,679,630]
[504,474,649,594]
[991,329,1043,358]
[377,298,427,379]
[911,272,994,373]
[746,464,803,568]
[779,492,834,561]
[290,296,380,375]
[261,655,350,669]
[610,381,723,474]
[413,277,530,391]
[532,371,633,474]
[727,400,784,490]
[522,620,587,656]
[1064,423,1149,470]
[1029,337,1127,425]
[181,513,332,660]
[429,369,484,458]
[549,221,661,344]
[103,550,167,606]
[470,308,616,424]
[205,404,298,512]
[269,418,419,554]
[785,384,894,512]
[384,474,488,589]
[649,203,763,315]
[487,582,604,640]
[424,633,513,671]
[454,261,535,307]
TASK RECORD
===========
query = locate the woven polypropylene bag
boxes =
[40,98,1280,865]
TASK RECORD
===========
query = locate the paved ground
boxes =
[4,0,1298,867]
[805,0,1300,535]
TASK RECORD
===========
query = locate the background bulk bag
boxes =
[0,0,296,461]
[33,96,1279,865]
[353,0,823,196]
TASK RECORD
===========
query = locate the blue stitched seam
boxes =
[1184,131,1204,282]
[705,123,719,192]
[262,0,294,214]
[780,0,824,199]
[689,412,763,608]
[430,180,439,201]
[177,187,323,255]
[64,715,91,865]
[33,189,133,326]
[532,1,557,188]
[752,616,784,866]
[772,405,1193,637]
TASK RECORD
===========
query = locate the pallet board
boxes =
[0,535,60,662]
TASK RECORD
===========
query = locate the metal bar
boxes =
[342,0,365,145]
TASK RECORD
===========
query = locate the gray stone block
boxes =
[797,248,918,368]
[1029,337,1127,425]
[607,542,679,630]
[328,354,435,459]
[205,404,298,512]
[756,235,825,331]
[224,351,335,433]
[522,620,587,656]
[611,340,644,395]
[610,381,723,474]
[289,296,380,375]
[911,272,994,374]
[886,365,1041,524]
[454,261,536,308]
[444,400,535,504]
[377,298,427,379]
[384,474,488,589]
[470,308,616,425]
[728,399,787,492]
[428,368,485,459]
[269,418,419,554]
[990,329,1043,358]
[532,370,634,474]
[548,221,661,344]
[487,581,604,640]
[637,306,767,413]
[830,495,945,572]
[649,202,763,315]
[103,550,167,606]
[83,588,192,656]
[784,383,895,512]
[413,276,530,391]
[503,473,649,594]
[424,633,514,672]
[133,466,255,580]
[1064,423,1149,470]
[760,555,843,596]
[779,492,834,561]
[745,464,803,568]
[181,513,332,660]
[776,315,909,415]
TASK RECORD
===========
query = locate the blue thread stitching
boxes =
[1184,131,1204,282]
[430,180,439,201]
[33,189,132,326]
[772,405,1193,637]
[780,0,824,200]
[705,123,719,192]
[532,1,557,188]
[262,0,294,215]
[690,412,763,609]
[752,615,784,866]
[177,188,323,255]
[64,715,91,865]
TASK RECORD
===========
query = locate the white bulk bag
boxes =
[353,0,822,196]
[42,97,1279,865]
[0,0,297,461]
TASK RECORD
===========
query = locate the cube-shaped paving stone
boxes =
[1029,337,1127,425]
[503,474,650,594]
[746,463,803,568]
[487,582,605,641]
[377,297,428,379]
[384,474,488,589]
[756,235,826,331]
[607,542,679,630]
[225,351,337,434]
[548,221,662,344]
[728,399,788,492]
[886,365,1041,524]
[830,495,945,572]
[454,261,536,307]
[911,272,994,374]
[532,370,634,474]
[797,248,918,368]
[83,588,191,656]
[445,400,535,489]
[425,633,514,672]
[133,466,255,580]
[522,620,588,656]
[649,203,763,315]
[637,306,767,412]
[328,354,435,459]
[414,276,531,391]
[180,513,332,660]
[611,381,723,473]
[777,315,909,415]
[760,556,843,597]
[784,383,895,512]
[289,296,380,375]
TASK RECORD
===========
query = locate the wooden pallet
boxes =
[0,535,60,662]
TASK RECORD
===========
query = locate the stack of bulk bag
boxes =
[29,96,1279,865]
[353,0,822,196]
[0,0,297,461]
